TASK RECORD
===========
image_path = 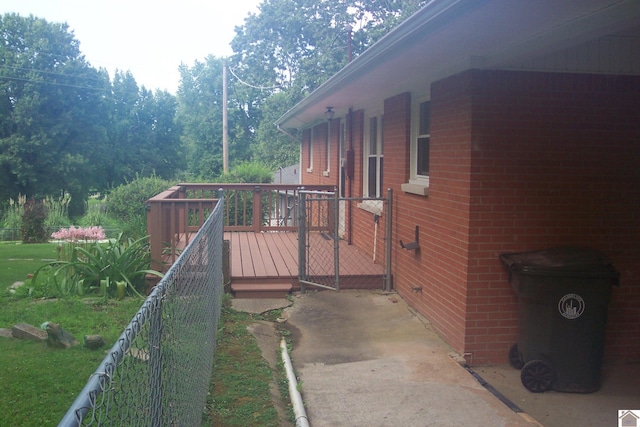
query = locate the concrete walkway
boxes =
[281,290,539,427]
[233,290,640,427]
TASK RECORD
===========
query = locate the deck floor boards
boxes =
[224,231,383,282]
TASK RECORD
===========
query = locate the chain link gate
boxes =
[298,189,392,291]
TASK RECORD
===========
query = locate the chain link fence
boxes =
[59,196,225,426]
[298,190,392,291]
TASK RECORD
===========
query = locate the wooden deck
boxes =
[224,231,385,290]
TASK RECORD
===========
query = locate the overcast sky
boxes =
[1,0,262,93]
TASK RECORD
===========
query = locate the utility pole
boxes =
[222,60,229,173]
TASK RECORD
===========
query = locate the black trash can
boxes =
[500,246,619,393]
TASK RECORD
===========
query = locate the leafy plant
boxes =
[33,233,162,298]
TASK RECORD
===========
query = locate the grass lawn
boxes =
[0,242,286,426]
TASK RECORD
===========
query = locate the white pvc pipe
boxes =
[280,338,310,427]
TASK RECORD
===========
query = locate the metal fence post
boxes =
[333,189,340,291]
[385,188,393,292]
[297,190,307,292]
[149,295,163,426]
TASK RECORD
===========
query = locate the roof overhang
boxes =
[276,0,640,130]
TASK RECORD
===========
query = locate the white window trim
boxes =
[403,96,430,196]
[363,110,384,198]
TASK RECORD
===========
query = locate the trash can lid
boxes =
[500,246,619,278]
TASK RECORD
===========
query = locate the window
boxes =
[365,114,384,198]
[417,101,430,177]
[402,99,430,196]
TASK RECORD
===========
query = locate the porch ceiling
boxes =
[276,0,640,130]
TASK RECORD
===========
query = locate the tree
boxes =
[251,92,300,169]
[228,0,429,170]
[177,56,255,180]
[99,71,183,189]
[0,13,110,214]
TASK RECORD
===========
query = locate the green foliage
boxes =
[77,199,116,227]
[101,73,184,189]
[32,234,162,298]
[2,195,25,227]
[21,199,48,244]
[217,161,274,184]
[0,14,110,205]
[43,194,72,229]
[0,14,182,207]
[106,175,173,238]
[252,92,301,170]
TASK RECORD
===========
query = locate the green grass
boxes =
[204,298,284,426]
[0,299,142,425]
[0,243,287,426]
[0,241,59,288]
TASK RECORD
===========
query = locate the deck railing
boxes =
[147,183,333,271]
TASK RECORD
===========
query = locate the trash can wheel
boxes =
[508,343,524,370]
[521,360,556,393]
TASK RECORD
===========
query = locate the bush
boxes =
[106,175,173,238]
[21,199,48,243]
[217,161,273,184]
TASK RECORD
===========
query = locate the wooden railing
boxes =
[147,183,334,271]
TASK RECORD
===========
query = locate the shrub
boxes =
[106,175,173,238]
[21,199,48,243]
[216,161,273,184]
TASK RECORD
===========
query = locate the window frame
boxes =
[364,112,384,198]
[402,97,430,196]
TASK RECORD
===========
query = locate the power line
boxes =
[0,64,105,83]
[0,75,107,92]
[227,66,280,91]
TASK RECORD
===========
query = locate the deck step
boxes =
[231,282,293,299]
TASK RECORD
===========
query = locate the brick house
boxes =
[275,0,640,365]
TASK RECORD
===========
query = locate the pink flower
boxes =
[51,226,106,242]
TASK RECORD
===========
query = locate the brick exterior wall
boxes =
[300,69,640,366]
[460,70,640,364]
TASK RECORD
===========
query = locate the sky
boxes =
[1,0,263,94]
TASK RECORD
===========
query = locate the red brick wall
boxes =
[389,86,473,355]
[461,70,640,364]
[383,70,639,365]
[301,70,640,366]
